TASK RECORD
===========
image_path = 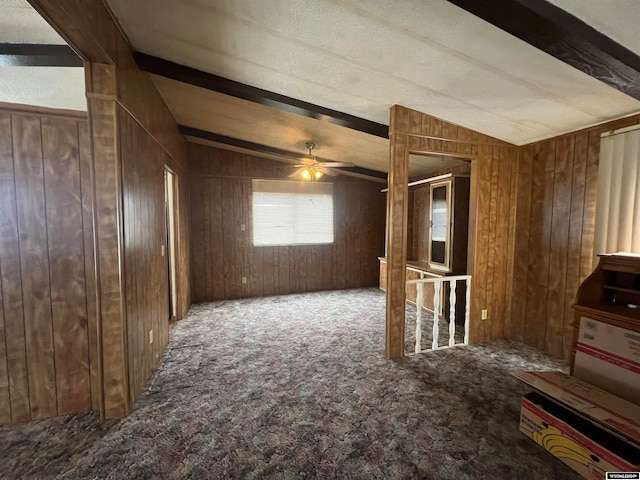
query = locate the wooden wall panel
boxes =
[119,108,172,405]
[0,108,94,425]
[522,140,553,350]
[13,114,57,420]
[544,135,573,357]
[78,122,101,412]
[511,114,640,359]
[0,112,30,424]
[41,117,91,415]
[510,146,533,343]
[25,0,192,421]
[387,105,517,353]
[189,144,386,302]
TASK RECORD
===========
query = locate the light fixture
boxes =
[299,142,324,182]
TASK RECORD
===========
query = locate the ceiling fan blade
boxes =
[318,162,355,168]
[288,168,304,178]
[318,166,338,176]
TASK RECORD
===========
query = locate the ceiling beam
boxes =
[445,0,640,101]
[0,43,82,67]
[136,52,389,139]
[178,125,388,180]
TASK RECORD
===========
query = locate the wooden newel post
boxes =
[385,105,409,359]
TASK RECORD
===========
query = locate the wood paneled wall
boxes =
[119,108,171,405]
[510,114,640,359]
[28,0,192,420]
[189,144,386,301]
[0,107,98,425]
[387,106,518,355]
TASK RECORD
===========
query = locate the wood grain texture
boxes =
[0,109,98,425]
[27,0,117,63]
[510,146,534,343]
[388,105,518,348]
[120,107,173,405]
[386,116,409,359]
[0,112,31,423]
[524,139,556,351]
[86,71,129,418]
[0,276,9,424]
[41,117,91,415]
[16,1,192,423]
[12,114,57,420]
[510,114,640,359]
[472,145,493,343]
[545,135,573,357]
[563,132,587,359]
[490,147,512,340]
[78,121,101,412]
[189,144,386,303]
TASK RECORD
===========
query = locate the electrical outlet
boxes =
[149,330,153,344]
[241,276,247,284]
[481,309,488,320]
[240,224,246,231]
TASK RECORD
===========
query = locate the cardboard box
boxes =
[512,371,640,480]
[573,317,640,405]
[520,393,640,479]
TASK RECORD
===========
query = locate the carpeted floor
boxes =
[0,288,580,479]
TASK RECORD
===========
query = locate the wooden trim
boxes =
[114,101,187,174]
[409,149,479,160]
[27,0,117,64]
[136,52,389,139]
[402,132,507,147]
[0,43,82,67]
[0,102,87,121]
[180,125,387,180]
[445,0,640,101]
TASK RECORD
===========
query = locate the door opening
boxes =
[164,168,178,322]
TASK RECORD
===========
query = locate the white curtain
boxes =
[594,127,640,266]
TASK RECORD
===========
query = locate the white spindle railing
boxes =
[407,275,472,353]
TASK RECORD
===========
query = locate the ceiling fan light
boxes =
[301,168,311,180]
[314,170,323,180]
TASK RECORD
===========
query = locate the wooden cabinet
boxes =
[571,254,640,403]
[409,175,470,275]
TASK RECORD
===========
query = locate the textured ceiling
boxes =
[0,0,86,112]
[0,0,65,44]
[107,0,640,150]
[0,67,86,111]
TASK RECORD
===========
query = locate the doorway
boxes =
[164,168,178,322]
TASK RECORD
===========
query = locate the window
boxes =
[252,179,334,246]
[429,180,451,271]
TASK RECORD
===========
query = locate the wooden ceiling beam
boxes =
[445,0,640,101]
[179,125,388,180]
[0,43,82,67]
[136,52,389,139]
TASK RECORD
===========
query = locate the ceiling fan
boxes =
[289,142,355,181]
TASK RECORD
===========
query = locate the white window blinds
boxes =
[252,179,334,246]
[594,126,640,266]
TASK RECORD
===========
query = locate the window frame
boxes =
[251,179,335,247]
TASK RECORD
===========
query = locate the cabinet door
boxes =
[429,180,451,271]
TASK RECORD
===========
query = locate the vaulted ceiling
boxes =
[2,0,640,178]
